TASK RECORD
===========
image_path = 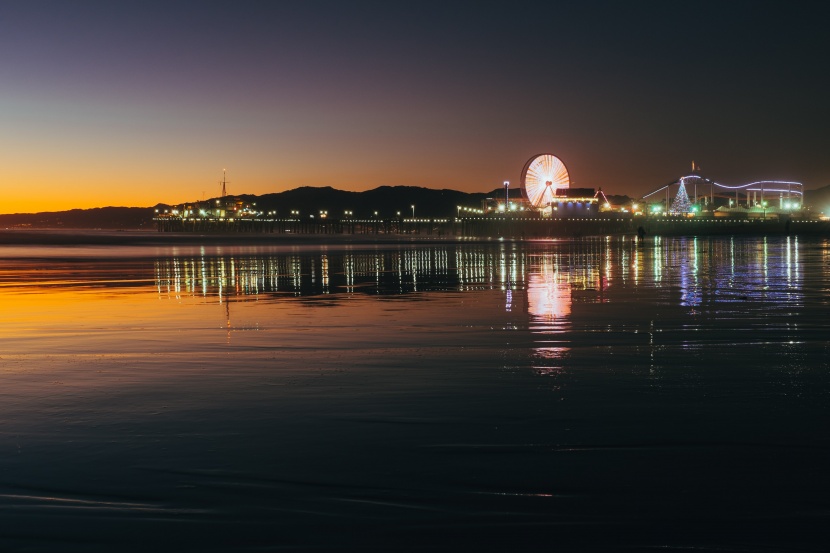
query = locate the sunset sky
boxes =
[1,1,827,213]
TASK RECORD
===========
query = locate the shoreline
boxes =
[0,228,480,246]
[1,221,828,247]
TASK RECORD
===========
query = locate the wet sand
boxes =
[1,237,829,551]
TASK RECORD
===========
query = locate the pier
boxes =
[154,214,830,238]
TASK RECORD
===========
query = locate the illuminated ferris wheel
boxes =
[520,154,571,208]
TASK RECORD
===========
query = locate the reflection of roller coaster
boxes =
[643,174,803,215]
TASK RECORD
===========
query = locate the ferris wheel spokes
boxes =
[521,154,570,208]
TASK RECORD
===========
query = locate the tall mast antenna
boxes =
[220,169,229,197]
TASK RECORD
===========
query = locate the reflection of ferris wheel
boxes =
[520,154,571,208]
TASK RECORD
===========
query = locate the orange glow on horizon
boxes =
[1,164,506,215]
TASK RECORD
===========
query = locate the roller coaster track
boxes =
[643,175,803,199]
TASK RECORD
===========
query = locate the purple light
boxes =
[644,176,804,199]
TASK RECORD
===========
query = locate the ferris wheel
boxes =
[520,154,570,208]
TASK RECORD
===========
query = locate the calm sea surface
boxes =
[1,236,829,551]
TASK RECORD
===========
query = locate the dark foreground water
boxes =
[1,236,829,552]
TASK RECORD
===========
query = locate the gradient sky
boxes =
[1,0,828,213]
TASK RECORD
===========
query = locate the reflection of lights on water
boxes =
[148,238,812,385]
[321,255,329,293]
[532,353,567,376]
[157,247,487,298]
[793,237,799,282]
[527,271,571,320]
[152,240,807,330]
[291,256,301,292]
[679,238,701,307]
[526,257,574,377]
[344,254,355,290]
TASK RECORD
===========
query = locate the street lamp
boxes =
[411,204,415,218]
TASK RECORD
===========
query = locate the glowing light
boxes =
[643,176,804,198]
[521,154,570,209]
[527,269,572,319]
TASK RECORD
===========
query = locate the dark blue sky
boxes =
[1,0,827,210]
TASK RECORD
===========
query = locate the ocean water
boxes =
[0,236,829,551]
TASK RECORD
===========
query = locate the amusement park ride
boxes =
[486,153,606,216]
[489,155,804,219]
[642,162,803,217]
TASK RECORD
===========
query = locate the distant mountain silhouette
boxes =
[0,207,155,230]
[229,185,495,219]
[0,186,499,229]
